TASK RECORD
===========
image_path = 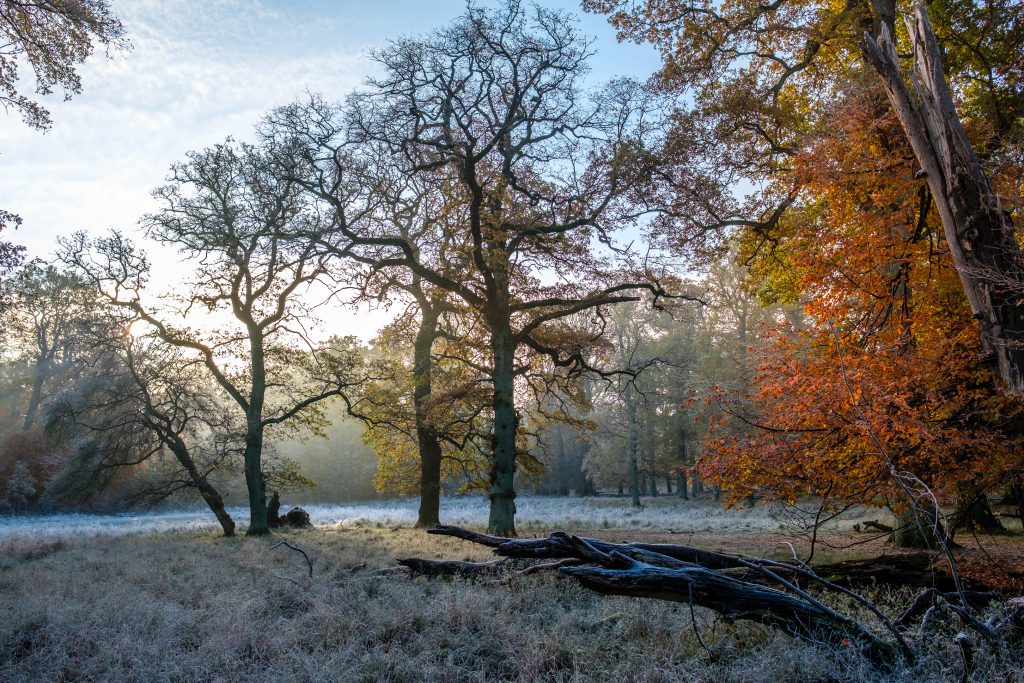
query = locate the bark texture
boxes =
[413,304,443,529]
[863,2,1024,394]
[409,526,1024,666]
[167,438,235,537]
[487,319,518,536]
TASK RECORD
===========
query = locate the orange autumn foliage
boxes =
[701,84,1024,508]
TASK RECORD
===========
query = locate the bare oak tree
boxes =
[60,140,369,535]
[268,2,676,535]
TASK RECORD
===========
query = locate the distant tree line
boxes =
[1,0,1023,547]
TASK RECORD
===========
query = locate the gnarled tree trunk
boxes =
[863,2,1024,395]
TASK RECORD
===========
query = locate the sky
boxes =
[0,0,663,339]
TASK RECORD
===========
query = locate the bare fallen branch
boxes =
[513,558,585,577]
[895,589,999,629]
[271,540,313,578]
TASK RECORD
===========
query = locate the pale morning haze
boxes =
[0,0,660,339]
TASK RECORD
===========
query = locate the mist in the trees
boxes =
[3,0,1024,677]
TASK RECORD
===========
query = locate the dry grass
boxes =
[1,524,1022,682]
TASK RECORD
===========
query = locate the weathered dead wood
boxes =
[429,526,988,591]
[282,507,312,528]
[894,588,999,628]
[559,552,899,662]
[415,526,1024,664]
[859,520,894,533]
[428,526,744,569]
[428,525,509,548]
[863,1,1024,394]
[425,527,906,660]
[512,558,585,577]
[988,597,1024,639]
[808,556,990,592]
[397,557,508,578]
[954,632,974,683]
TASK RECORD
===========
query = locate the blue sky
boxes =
[0,0,662,337]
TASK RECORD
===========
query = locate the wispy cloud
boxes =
[0,0,659,339]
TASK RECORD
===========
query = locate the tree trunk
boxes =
[22,354,50,430]
[951,486,1006,536]
[244,422,268,536]
[891,507,945,549]
[863,3,1024,395]
[197,479,235,537]
[574,436,592,496]
[487,320,517,536]
[245,330,269,536]
[677,429,688,499]
[665,476,672,495]
[561,559,896,661]
[650,474,659,497]
[625,384,640,508]
[413,305,442,529]
[167,438,235,537]
[1013,481,1024,530]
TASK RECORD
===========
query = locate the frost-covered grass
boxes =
[0,494,882,540]
[1,525,1018,682]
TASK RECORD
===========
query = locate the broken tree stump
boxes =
[283,507,311,528]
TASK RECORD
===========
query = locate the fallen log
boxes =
[397,558,508,578]
[411,526,1024,665]
[424,527,908,661]
[427,526,990,591]
[560,551,899,662]
[809,556,989,592]
[428,526,746,569]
